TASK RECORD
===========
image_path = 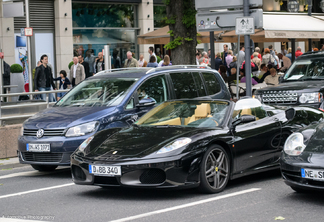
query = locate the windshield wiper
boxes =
[151,125,183,128]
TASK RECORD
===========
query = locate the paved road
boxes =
[0,161,323,222]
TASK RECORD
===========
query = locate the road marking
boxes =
[0,168,69,180]
[0,218,47,222]
[109,188,261,222]
[0,183,74,199]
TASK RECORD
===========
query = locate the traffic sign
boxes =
[196,9,263,32]
[24,27,33,36]
[236,17,255,35]
[195,0,262,11]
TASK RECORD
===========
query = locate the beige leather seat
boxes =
[188,103,211,124]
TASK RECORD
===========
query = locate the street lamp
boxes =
[288,0,299,12]
[321,0,324,12]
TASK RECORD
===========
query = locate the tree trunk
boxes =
[166,0,197,65]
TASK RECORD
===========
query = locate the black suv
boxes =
[18,66,230,171]
[255,51,324,108]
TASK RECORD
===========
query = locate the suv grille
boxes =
[22,152,63,162]
[23,129,65,136]
[262,91,298,104]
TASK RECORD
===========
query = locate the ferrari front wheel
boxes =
[199,145,230,193]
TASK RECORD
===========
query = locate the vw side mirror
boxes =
[136,98,156,108]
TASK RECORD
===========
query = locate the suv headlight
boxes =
[65,121,99,137]
[157,138,192,154]
[299,93,322,104]
[284,133,306,156]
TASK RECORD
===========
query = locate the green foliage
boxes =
[165,16,176,25]
[184,37,193,41]
[10,64,23,73]
[167,30,174,36]
[164,36,184,50]
[157,56,162,63]
[182,1,197,29]
[197,40,202,44]
[163,0,171,5]
[68,61,74,70]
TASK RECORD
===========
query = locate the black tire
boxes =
[199,145,230,194]
[31,164,58,172]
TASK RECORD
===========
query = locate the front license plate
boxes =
[89,165,121,176]
[301,168,324,181]
[26,144,50,152]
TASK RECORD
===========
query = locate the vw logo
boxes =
[36,129,44,138]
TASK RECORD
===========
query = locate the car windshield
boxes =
[283,59,324,81]
[55,77,138,107]
[136,100,229,128]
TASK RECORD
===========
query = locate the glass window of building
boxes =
[72,3,138,71]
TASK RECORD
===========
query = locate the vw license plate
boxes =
[89,165,121,176]
[301,168,324,181]
[27,144,50,152]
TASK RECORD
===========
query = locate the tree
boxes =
[164,0,197,65]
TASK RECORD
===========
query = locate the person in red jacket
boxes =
[295,46,303,58]
[251,47,262,60]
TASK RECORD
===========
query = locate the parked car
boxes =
[280,113,324,192]
[71,98,324,193]
[255,51,324,108]
[18,66,230,171]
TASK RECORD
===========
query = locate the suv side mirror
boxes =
[278,75,284,83]
[136,98,156,108]
[231,115,256,131]
[285,108,296,121]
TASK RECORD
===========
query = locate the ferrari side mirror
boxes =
[231,115,256,132]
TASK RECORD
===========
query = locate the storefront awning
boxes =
[263,13,324,39]
[138,12,324,45]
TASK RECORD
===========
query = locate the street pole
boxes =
[104,45,111,72]
[209,31,215,69]
[0,49,3,97]
[308,0,312,51]
[243,0,252,97]
[291,39,296,63]
[25,0,33,99]
[236,35,241,100]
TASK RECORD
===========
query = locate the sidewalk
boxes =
[0,157,21,170]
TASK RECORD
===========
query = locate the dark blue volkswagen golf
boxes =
[18,66,230,171]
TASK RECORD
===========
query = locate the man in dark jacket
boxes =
[78,55,90,78]
[34,54,56,101]
[94,52,105,74]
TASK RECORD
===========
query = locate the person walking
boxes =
[34,54,56,101]
[84,50,96,76]
[252,52,261,70]
[286,48,292,61]
[148,46,157,63]
[70,56,85,87]
[78,55,90,78]
[94,52,105,74]
[225,50,234,75]
[261,48,275,66]
[214,52,223,71]
[53,70,71,101]
[124,51,138,68]
[196,51,202,65]
[237,46,245,69]
[221,44,229,68]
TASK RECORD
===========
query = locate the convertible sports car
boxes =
[71,98,324,193]
[280,119,324,192]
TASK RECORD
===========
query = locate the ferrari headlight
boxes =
[299,93,322,104]
[65,121,99,137]
[157,138,192,154]
[284,133,306,156]
[77,136,94,153]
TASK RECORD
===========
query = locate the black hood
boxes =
[257,81,324,93]
[24,106,116,129]
[304,121,324,154]
[85,126,212,158]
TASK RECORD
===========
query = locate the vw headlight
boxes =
[299,93,322,104]
[77,136,94,153]
[20,126,24,136]
[284,133,306,156]
[157,138,192,154]
[65,121,99,137]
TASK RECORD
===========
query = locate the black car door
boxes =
[231,101,281,176]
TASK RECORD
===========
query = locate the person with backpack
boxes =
[261,48,275,67]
